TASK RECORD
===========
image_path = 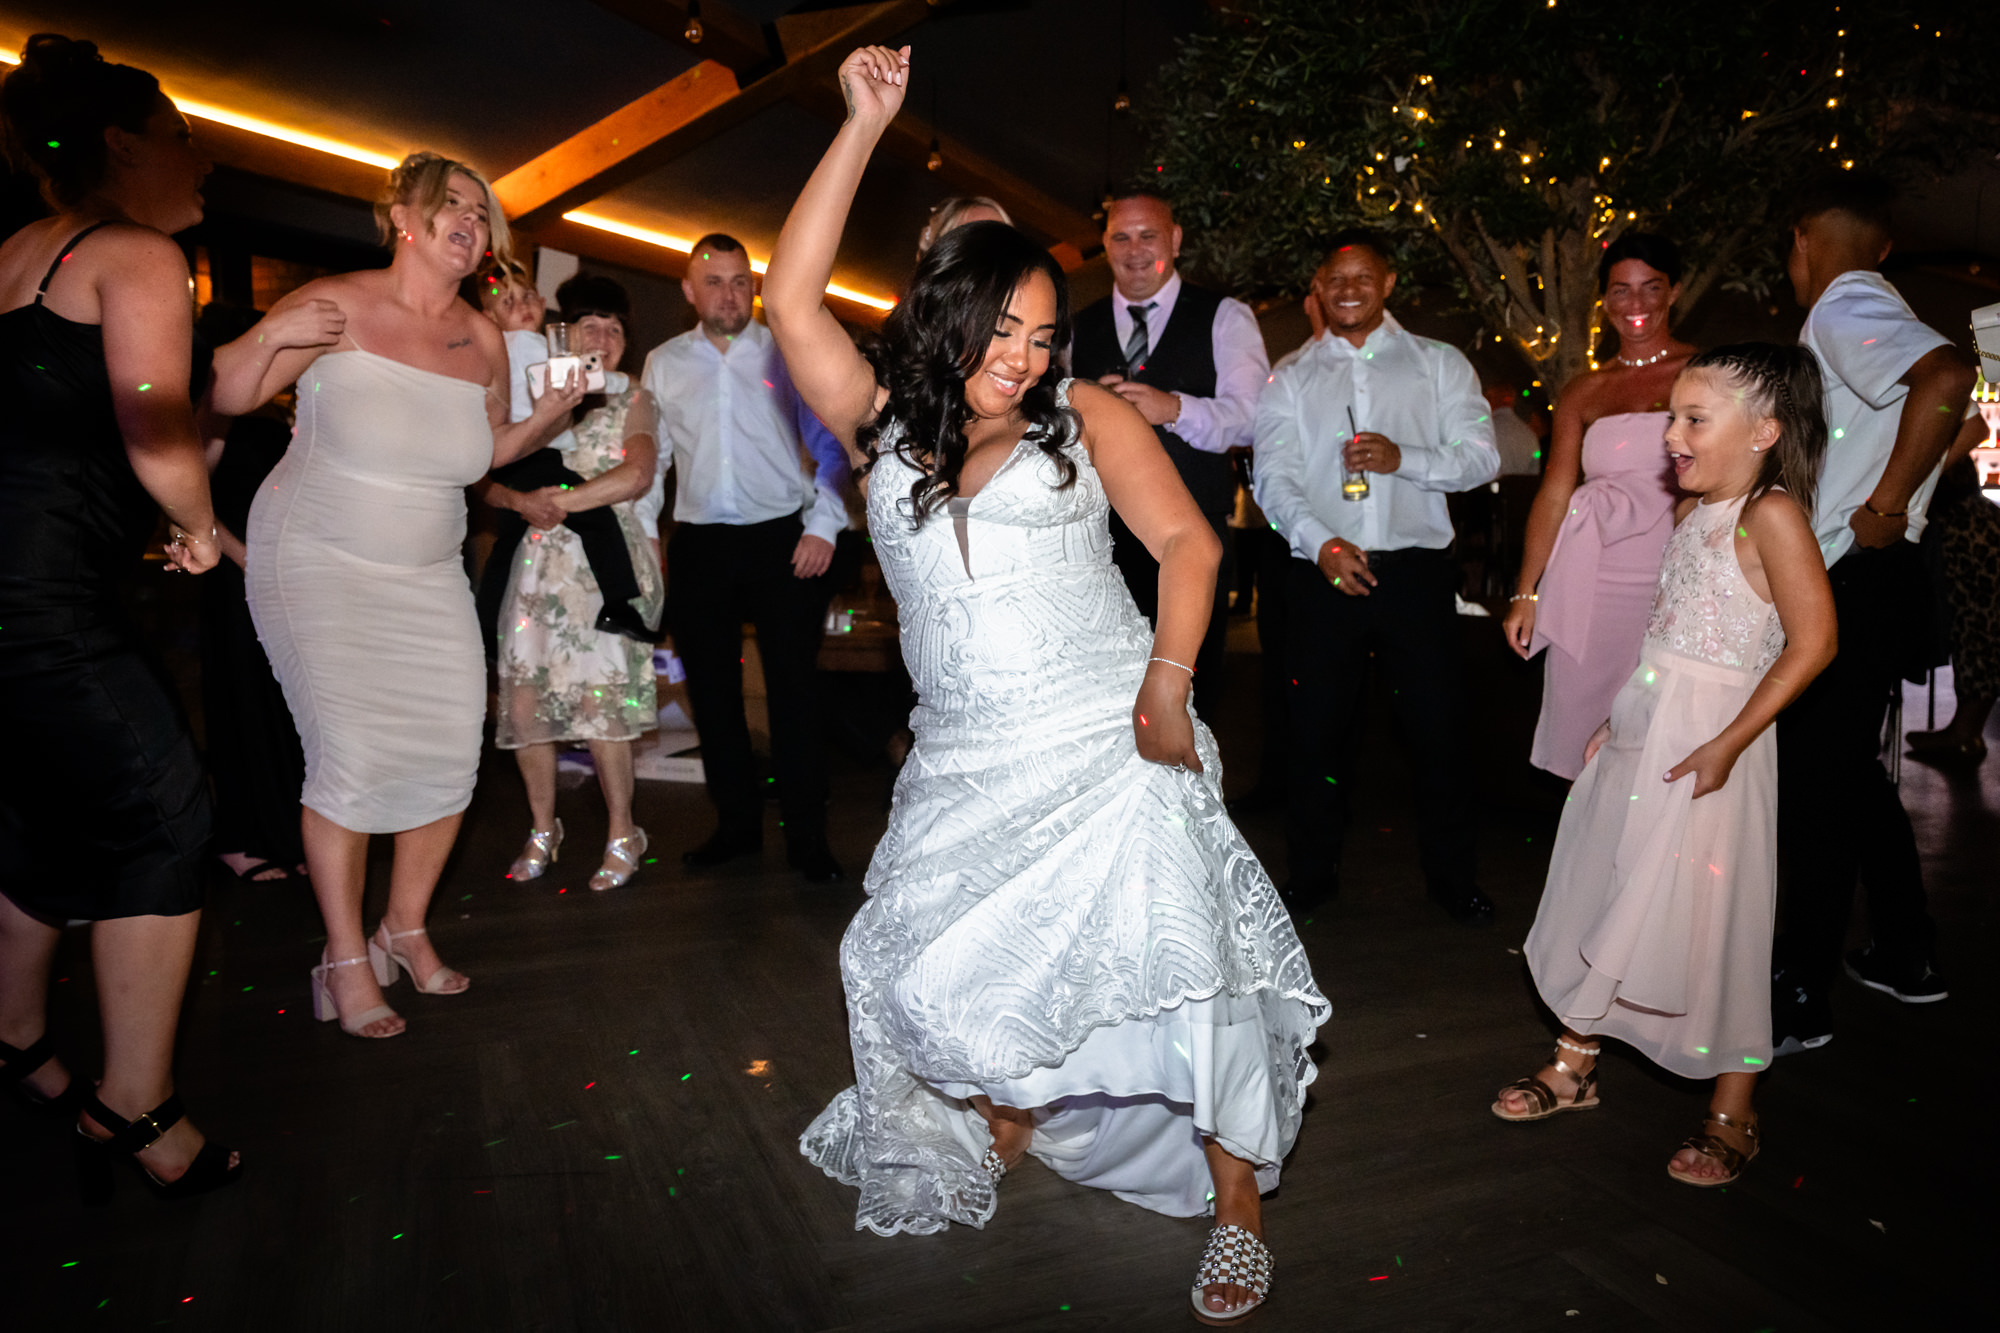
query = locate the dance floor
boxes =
[5,618,1991,1330]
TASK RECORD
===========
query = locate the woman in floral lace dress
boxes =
[492,276,664,891]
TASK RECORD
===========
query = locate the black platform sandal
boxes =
[74,1092,242,1205]
[1,1033,76,1115]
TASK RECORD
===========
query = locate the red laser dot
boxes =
[1369,1275,1387,1281]
[585,1081,596,1089]
[1138,714,1149,726]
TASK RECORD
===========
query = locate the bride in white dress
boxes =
[765,47,1328,1324]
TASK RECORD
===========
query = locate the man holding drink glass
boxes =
[1253,230,1500,921]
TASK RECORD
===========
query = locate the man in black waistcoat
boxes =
[1071,193,1270,715]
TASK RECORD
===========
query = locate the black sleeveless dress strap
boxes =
[34,220,117,303]
[0,221,211,919]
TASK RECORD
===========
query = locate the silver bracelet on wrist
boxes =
[1510,592,1538,602]
[1147,657,1195,676]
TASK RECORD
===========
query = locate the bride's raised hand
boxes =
[838,45,910,129]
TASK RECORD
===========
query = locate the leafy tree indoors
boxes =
[1141,0,1990,388]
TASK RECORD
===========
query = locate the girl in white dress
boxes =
[1493,344,1836,1187]
[763,47,1328,1325]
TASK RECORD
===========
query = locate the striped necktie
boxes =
[1123,302,1155,374]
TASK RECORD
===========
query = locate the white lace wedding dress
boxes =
[801,382,1330,1237]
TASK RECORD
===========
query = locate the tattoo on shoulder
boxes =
[447,337,472,349]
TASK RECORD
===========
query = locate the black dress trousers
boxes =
[1776,540,1937,986]
[1282,548,1477,895]
[666,513,837,843]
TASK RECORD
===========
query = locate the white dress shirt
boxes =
[637,318,848,544]
[1107,270,1270,453]
[1799,270,1952,565]
[1253,314,1499,558]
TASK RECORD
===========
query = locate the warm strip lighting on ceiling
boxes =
[565,209,896,312]
[0,47,398,169]
[0,46,894,312]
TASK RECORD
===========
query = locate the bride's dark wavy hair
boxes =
[858,220,1076,526]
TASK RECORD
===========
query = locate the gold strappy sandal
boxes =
[1491,1037,1601,1122]
[1666,1110,1759,1187]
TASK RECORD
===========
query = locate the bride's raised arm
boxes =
[762,45,909,463]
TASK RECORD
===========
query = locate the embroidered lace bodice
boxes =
[1643,493,1786,673]
[800,380,1328,1238]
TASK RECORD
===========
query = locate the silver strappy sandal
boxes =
[507,820,563,881]
[589,828,649,891]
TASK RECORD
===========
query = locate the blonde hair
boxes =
[375,151,511,265]
[917,195,1013,259]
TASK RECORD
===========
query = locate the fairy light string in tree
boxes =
[1140,0,1989,390]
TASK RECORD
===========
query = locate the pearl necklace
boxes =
[1615,346,1674,368]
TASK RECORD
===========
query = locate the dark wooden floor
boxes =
[5,616,1993,1331]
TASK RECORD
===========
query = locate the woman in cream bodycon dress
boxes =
[211,153,583,1038]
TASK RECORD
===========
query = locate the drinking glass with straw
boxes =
[1342,404,1370,501]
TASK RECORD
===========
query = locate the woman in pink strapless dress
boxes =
[1504,235,1690,778]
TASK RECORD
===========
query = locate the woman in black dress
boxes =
[0,34,240,1200]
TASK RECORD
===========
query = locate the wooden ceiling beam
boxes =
[788,81,1100,262]
[190,117,392,206]
[497,1,940,231]
[491,61,741,227]
[587,0,777,76]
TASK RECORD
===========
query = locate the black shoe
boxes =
[74,1092,242,1206]
[1844,942,1948,1004]
[1278,876,1338,918]
[594,597,660,641]
[1,1033,77,1116]
[787,839,844,884]
[1430,884,1495,925]
[682,829,762,868]
[1226,784,1289,816]
[1770,966,1833,1056]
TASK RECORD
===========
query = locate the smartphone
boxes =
[526,354,607,398]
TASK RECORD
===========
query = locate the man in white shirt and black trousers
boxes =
[640,234,851,882]
[1069,192,1270,716]
[1774,172,1975,1048]
[1254,230,1500,922]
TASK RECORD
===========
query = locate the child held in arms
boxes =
[1491,344,1836,1188]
